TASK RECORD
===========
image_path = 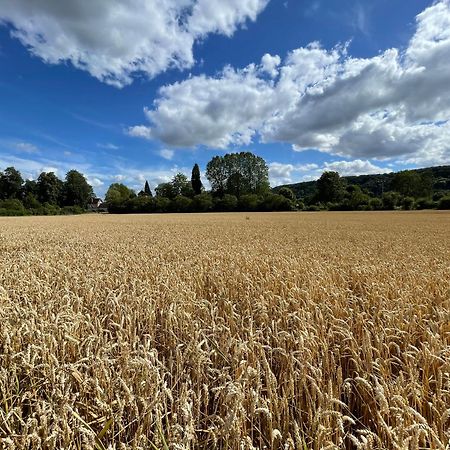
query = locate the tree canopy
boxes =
[63,170,93,207]
[206,152,270,197]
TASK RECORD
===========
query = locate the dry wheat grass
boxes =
[0,212,449,449]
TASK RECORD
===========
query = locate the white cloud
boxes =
[108,165,191,194]
[322,159,392,176]
[268,159,391,186]
[268,162,318,185]
[159,149,175,160]
[0,0,269,87]
[260,53,281,78]
[0,153,91,181]
[14,142,39,154]
[130,1,450,167]
[87,177,104,188]
[129,62,280,148]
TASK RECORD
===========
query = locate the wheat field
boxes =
[0,212,449,449]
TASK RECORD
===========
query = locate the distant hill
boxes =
[273,165,450,199]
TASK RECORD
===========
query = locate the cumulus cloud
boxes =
[0,0,269,87]
[130,1,450,166]
[129,64,279,148]
[260,53,281,77]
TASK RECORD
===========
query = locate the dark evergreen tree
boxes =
[191,164,203,195]
[144,180,153,197]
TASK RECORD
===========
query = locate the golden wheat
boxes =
[0,212,449,449]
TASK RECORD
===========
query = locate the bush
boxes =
[382,192,401,210]
[260,194,294,211]
[0,208,28,216]
[125,196,155,213]
[22,193,41,210]
[191,193,214,212]
[154,197,172,213]
[415,198,436,210]
[61,205,85,215]
[171,196,193,213]
[401,196,415,210]
[214,194,238,212]
[305,205,321,211]
[238,194,261,212]
[368,198,383,211]
[41,203,61,215]
[438,195,450,210]
[0,199,28,216]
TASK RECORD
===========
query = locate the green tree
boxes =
[392,171,422,198]
[22,179,38,198]
[278,187,296,202]
[172,173,194,197]
[36,172,63,205]
[205,156,228,196]
[62,170,93,207]
[206,152,269,197]
[191,163,203,195]
[344,185,370,210]
[382,191,401,210]
[316,171,344,203]
[155,182,176,199]
[156,173,193,199]
[105,183,135,209]
[0,167,23,199]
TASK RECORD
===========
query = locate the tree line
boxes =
[105,153,294,213]
[275,167,450,211]
[1,152,449,216]
[0,167,93,215]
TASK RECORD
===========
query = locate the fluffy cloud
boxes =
[130,1,450,165]
[0,0,269,87]
[129,65,279,148]
[260,53,281,78]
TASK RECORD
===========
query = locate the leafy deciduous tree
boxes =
[206,152,269,197]
[37,172,63,205]
[63,170,93,207]
[316,171,344,203]
[0,167,23,199]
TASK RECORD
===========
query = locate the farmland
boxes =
[0,212,449,449]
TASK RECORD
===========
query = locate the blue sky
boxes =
[0,0,449,197]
